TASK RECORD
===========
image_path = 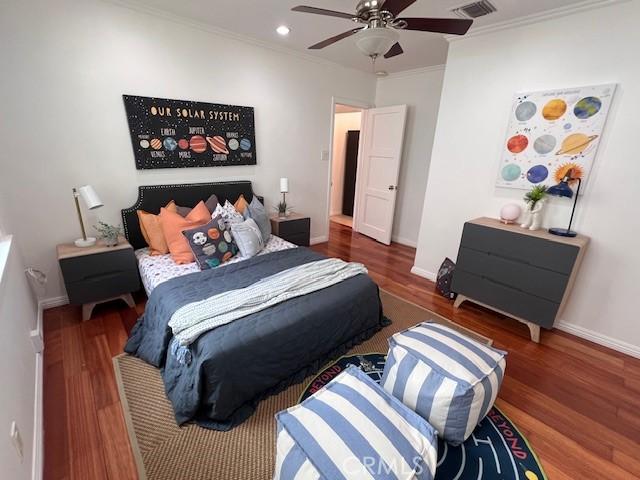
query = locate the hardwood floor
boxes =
[43,221,640,479]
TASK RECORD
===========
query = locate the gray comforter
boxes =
[125,248,387,430]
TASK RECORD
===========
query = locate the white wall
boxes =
[413,1,640,354]
[330,112,362,216]
[0,236,39,480]
[375,67,445,247]
[0,0,377,300]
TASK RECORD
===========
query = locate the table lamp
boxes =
[547,169,581,238]
[73,185,103,247]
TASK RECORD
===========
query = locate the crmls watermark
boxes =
[343,456,426,476]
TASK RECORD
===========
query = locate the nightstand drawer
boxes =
[66,268,140,305]
[284,232,310,247]
[277,217,310,236]
[59,248,137,283]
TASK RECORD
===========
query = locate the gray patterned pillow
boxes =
[176,194,218,217]
[245,196,271,243]
[182,215,238,270]
[230,218,264,258]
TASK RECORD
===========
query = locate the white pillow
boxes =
[213,201,244,227]
[230,218,264,258]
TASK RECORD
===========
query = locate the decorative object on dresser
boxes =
[94,221,123,247]
[270,213,310,247]
[499,203,521,224]
[547,168,582,237]
[451,217,589,342]
[57,237,140,321]
[72,185,103,247]
[521,185,548,231]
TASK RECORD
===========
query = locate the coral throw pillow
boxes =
[234,194,249,215]
[160,201,211,264]
[137,201,178,255]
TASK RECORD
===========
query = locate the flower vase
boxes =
[520,199,546,231]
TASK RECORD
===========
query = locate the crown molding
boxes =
[378,64,446,81]
[446,0,629,42]
[102,0,376,78]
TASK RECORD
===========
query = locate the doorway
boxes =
[330,104,363,230]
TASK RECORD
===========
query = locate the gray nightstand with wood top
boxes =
[452,217,589,342]
[270,214,311,247]
[57,237,140,321]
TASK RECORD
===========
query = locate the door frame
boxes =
[325,96,372,239]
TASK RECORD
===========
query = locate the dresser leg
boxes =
[120,293,135,309]
[527,323,541,343]
[453,294,467,309]
[82,303,96,322]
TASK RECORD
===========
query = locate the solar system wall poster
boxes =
[123,95,257,169]
[497,83,616,190]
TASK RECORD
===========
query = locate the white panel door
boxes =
[354,105,407,245]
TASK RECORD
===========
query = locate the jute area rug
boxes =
[114,289,491,480]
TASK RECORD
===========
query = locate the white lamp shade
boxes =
[77,185,103,210]
[280,177,289,193]
[354,28,399,57]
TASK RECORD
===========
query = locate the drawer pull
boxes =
[82,271,124,281]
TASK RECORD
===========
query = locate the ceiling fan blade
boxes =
[384,42,404,59]
[292,6,355,20]
[308,28,363,50]
[381,0,417,16]
[398,17,473,35]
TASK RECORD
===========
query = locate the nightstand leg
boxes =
[527,323,541,343]
[81,293,136,321]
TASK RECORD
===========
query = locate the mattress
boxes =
[135,234,296,295]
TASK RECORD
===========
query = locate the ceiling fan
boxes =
[292,0,473,60]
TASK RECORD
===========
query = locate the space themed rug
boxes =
[299,353,547,480]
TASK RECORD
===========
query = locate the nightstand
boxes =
[57,237,140,321]
[270,214,311,247]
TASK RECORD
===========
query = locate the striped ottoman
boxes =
[274,365,438,480]
[381,322,507,446]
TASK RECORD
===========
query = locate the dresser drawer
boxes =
[452,269,559,328]
[66,268,140,305]
[283,232,310,247]
[456,247,569,303]
[460,223,578,274]
[60,248,137,283]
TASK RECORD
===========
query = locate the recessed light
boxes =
[276,25,291,36]
[375,71,389,77]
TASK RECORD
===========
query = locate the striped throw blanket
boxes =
[275,366,438,480]
[169,258,367,346]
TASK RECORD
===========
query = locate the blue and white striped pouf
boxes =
[381,322,507,446]
[274,365,438,480]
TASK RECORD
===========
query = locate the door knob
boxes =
[388,185,397,191]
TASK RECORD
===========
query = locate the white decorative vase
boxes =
[521,199,546,231]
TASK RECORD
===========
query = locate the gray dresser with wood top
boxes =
[451,217,589,342]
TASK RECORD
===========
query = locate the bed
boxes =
[121,181,388,430]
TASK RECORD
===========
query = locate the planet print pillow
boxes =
[213,201,244,227]
[182,215,239,270]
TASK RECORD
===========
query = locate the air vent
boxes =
[452,0,497,19]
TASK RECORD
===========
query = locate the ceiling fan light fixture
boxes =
[354,27,399,57]
[276,25,291,36]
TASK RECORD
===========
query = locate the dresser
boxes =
[270,214,311,247]
[57,237,140,321]
[451,217,589,342]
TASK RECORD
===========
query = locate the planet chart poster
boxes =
[496,84,616,190]
[123,95,257,169]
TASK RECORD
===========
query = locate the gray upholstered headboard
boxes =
[121,181,262,250]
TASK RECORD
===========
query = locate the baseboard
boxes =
[39,295,68,309]
[410,265,437,282]
[555,321,640,359]
[310,235,329,245]
[31,305,44,480]
[391,235,417,248]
